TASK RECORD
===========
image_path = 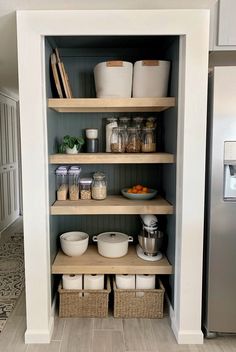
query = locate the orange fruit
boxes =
[142,187,149,193]
[127,189,132,193]
[132,189,138,193]
[136,185,143,191]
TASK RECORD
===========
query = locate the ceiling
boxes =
[0,0,216,98]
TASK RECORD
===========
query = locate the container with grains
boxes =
[68,166,81,201]
[126,127,141,153]
[110,127,126,153]
[79,178,92,200]
[92,172,107,200]
[56,166,68,200]
[141,127,156,152]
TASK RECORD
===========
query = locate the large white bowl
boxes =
[60,231,89,257]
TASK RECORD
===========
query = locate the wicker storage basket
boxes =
[113,277,164,319]
[58,276,111,318]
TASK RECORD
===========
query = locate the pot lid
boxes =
[98,232,128,243]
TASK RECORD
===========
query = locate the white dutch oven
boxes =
[93,232,133,258]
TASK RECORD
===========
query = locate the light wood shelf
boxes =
[50,195,173,215]
[52,246,172,275]
[48,97,175,113]
[49,153,175,164]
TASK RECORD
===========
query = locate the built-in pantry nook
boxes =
[46,35,178,321]
[17,10,209,344]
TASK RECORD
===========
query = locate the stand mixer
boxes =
[137,215,164,261]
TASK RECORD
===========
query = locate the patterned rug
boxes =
[0,233,24,332]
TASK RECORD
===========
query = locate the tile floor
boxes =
[0,218,236,351]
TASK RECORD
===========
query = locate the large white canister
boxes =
[94,61,133,98]
[132,60,170,97]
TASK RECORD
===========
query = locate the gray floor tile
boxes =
[92,330,125,352]
[27,341,60,352]
[51,315,65,341]
[60,318,93,352]
[94,316,123,330]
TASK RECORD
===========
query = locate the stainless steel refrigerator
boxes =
[204,66,236,336]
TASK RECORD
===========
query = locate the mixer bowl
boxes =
[138,230,164,256]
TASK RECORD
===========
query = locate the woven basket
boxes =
[113,277,164,319]
[58,276,111,318]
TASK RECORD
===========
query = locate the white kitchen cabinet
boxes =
[218,0,236,46]
[0,94,19,232]
[17,9,209,345]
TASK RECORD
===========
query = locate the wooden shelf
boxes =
[51,195,173,215]
[52,246,172,275]
[49,153,175,164]
[48,97,175,113]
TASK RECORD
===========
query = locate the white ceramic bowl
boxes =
[86,129,98,139]
[60,231,89,257]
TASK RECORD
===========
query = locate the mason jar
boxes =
[110,127,126,153]
[92,172,107,200]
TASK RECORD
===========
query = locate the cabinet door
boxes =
[218,0,236,46]
[0,94,19,231]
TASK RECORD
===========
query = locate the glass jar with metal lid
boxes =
[68,166,81,200]
[110,127,126,153]
[126,127,141,153]
[92,172,107,200]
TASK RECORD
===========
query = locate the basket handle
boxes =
[128,236,133,242]
[92,236,98,242]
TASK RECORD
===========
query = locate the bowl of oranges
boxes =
[121,185,157,200]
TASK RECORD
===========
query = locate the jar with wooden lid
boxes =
[92,172,107,200]
[68,166,81,201]
[56,166,68,201]
[141,127,156,152]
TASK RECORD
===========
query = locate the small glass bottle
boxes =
[106,117,118,152]
[68,166,81,201]
[132,116,144,129]
[110,127,126,153]
[126,127,141,153]
[79,178,92,200]
[141,127,156,152]
[92,172,107,200]
[55,166,68,201]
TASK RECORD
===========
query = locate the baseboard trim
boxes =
[24,295,57,344]
[166,296,204,344]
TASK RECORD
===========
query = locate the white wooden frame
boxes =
[17,10,209,344]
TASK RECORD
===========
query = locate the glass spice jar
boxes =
[110,127,126,153]
[92,172,107,200]
[126,127,141,153]
[141,127,156,152]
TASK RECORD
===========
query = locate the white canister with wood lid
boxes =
[94,61,133,98]
[132,60,170,97]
